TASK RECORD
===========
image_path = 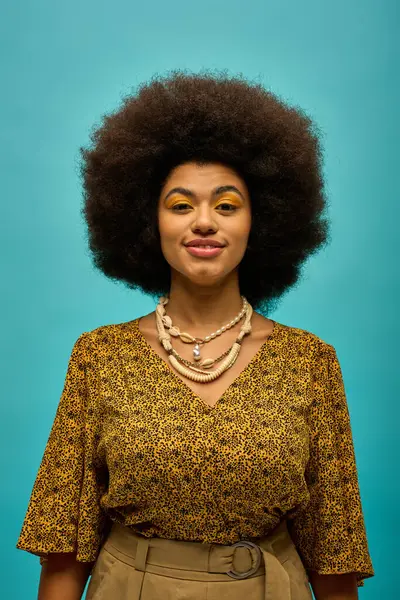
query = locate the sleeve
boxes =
[16,332,109,563]
[286,343,375,588]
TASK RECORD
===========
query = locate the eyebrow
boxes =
[163,185,245,202]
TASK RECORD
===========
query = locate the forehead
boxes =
[161,162,248,194]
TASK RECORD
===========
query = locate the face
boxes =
[158,162,252,288]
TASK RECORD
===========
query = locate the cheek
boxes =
[158,213,178,242]
[231,216,252,245]
[157,215,186,261]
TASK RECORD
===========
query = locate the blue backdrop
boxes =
[2,1,398,597]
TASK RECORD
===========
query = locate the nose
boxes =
[191,205,218,235]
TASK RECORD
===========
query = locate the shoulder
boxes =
[77,318,140,350]
[253,312,333,351]
[276,320,336,358]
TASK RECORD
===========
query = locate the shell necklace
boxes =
[155,296,253,383]
[161,295,247,362]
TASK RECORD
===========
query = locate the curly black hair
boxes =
[80,69,330,314]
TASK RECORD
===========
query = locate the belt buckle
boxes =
[226,540,262,579]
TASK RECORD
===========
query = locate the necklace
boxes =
[170,346,231,370]
[160,296,247,361]
[155,296,253,383]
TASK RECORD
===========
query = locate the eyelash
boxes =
[171,202,238,212]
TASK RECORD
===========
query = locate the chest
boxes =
[152,334,275,409]
[98,354,312,485]
[176,341,266,408]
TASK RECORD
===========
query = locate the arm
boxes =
[308,571,358,600]
[38,553,94,600]
[287,344,374,592]
[16,333,106,597]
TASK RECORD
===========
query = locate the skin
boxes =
[38,554,93,600]
[158,161,252,293]
[38,161,358,599]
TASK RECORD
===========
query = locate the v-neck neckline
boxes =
[131,317,283,411]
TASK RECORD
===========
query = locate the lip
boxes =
[185,246,224,258]
[185,239,225,247]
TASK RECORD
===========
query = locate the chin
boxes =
[182,267,233,287]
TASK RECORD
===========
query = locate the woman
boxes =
[16,71,374,599]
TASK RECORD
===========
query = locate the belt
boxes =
[101,519,308,600]
[225,538,291,600]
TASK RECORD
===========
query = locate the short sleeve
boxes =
[286,343,374,588]
[16,333,108,563]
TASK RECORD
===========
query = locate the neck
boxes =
[164,273,244,333]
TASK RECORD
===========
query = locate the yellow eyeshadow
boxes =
[165,194,243,209]
[165,197,193,209]
[214,196,243,208]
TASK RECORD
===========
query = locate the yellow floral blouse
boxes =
[16,318,374,587]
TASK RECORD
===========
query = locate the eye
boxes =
[171,202,193,211]
[215,202,238,212]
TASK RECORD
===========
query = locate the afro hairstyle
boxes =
[80,69,330,314]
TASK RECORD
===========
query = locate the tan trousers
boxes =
[85,519,313,600]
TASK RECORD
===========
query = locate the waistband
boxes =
[103,519,294,600]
